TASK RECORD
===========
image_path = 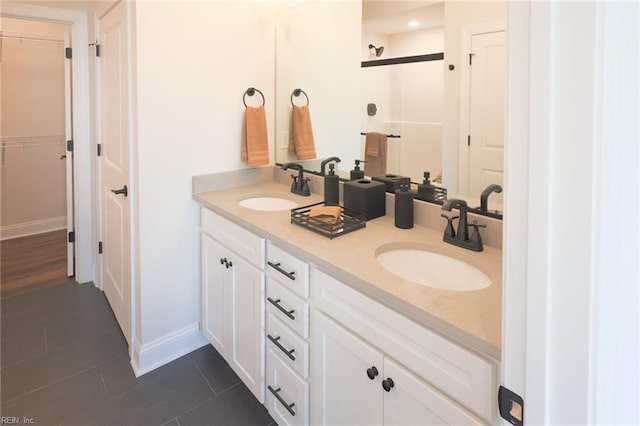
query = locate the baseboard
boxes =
[1,216,67,240]
[130,322,208,377]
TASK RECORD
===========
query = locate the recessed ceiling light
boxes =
[408,20,420,28]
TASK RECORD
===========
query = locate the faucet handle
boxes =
[440,213,458,238]
[469,220,486,251]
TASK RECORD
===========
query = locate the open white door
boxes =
[63,28,74,277]
[98,1,131,345]
[467,31,505,200]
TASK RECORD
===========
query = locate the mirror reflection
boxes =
[275,1,506,217]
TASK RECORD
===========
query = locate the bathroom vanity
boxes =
[194,172,502,425]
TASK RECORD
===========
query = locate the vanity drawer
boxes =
[266,348,309,426]
[267,278,309,338]
[201,207,265,268]
[266,242,309,299]
[267,313,309,379]
[311,268,496,422]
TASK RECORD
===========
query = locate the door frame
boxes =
[1,1,93,284]
[457,21,505,197]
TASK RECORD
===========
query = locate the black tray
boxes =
[291,202,366,239]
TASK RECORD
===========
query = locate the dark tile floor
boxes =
[1,280,275,426]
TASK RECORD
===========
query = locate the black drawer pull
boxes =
[268,385,296,416]
[267,261,296,281]
[267,334,296,361]
[382,377,395,392]
[267,297,296,320]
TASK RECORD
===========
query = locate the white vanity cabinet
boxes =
[310,269,497,425]
[265,242,311,426]
[200,208,266,403]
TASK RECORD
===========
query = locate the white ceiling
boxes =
[362,1,444,35]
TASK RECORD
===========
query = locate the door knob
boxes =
[110,185,128,197]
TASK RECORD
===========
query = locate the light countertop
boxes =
[194,181,502,361]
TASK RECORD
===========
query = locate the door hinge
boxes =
[98,241,103,254]
[468,135,471,146]
[96,44,101,57]
[67,140,74,152]
[498,386,524,426]
[97,144,102,156]
[469,53,474,65]
[68,231,75,243]
[65,47,72,59]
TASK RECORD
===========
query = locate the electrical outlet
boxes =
[279,131,289,149]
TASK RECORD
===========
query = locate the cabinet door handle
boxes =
[267,334,296,361]
[382,378,395,392]
[268,385,296,417]
[366,366,379,380]
[267,261,296,281]
[267,297,295,320]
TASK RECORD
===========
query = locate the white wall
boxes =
[442,0,505,192]
[0,17,67,238]
[132,1,279,347]
[275,0,362,169]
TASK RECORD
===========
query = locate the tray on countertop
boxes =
[291,202,366,239]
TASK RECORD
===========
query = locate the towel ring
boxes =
[290,89,309,107]
[243,87,265,107]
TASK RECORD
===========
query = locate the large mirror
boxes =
[275,0,506,216]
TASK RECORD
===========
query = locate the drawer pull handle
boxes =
[267,261,296,281]
[267,334,296,361]
[382,377,395,392]
[268,385,296,417]
[267,297,296,320]
[366,366,379,380]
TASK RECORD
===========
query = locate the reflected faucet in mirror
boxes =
[320,157,341,176]
[480,184,503,214]
[281,163,310,196]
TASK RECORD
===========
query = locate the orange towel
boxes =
[288,105,317,160]
[309,205,341,224]
[241,105,269,167]
[363,132,387,177]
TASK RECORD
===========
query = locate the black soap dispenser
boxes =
[418,171,436,202]
[350,159,365,180]
[321,157,341,206]
[394,177,413,229]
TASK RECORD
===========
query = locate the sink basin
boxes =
[376,245,491,291]
[238,196,298,211]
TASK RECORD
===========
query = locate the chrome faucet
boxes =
[281,163,310,196]
[441,199,485,252]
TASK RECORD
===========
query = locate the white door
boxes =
[468,31,505,200]
[63,29,74,277]
[383,357,482,426]
[99,1,131,344]
[310,310,383,426]
[201,234,230,357]
[229,253,266,402]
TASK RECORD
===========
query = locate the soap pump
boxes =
[418,171,436,202]
[321,157,341,206]
[394,177,414,229]
[350,159,365,180]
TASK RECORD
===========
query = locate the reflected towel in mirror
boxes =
[364,132,387,177]
[241,105,269,166]
[289,105,317,160]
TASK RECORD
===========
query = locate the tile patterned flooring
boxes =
[0,280,275,425]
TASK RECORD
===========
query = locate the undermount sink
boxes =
[376,244,491,291]
[238,196,298,211]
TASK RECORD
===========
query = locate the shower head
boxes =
[368,44,384,57]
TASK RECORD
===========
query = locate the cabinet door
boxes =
[229,253,266,403]
[383,358,483,426]
[201,234,230,358]
[310,311,383,426]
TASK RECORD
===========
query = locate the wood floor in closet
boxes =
[1,229,68,297]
